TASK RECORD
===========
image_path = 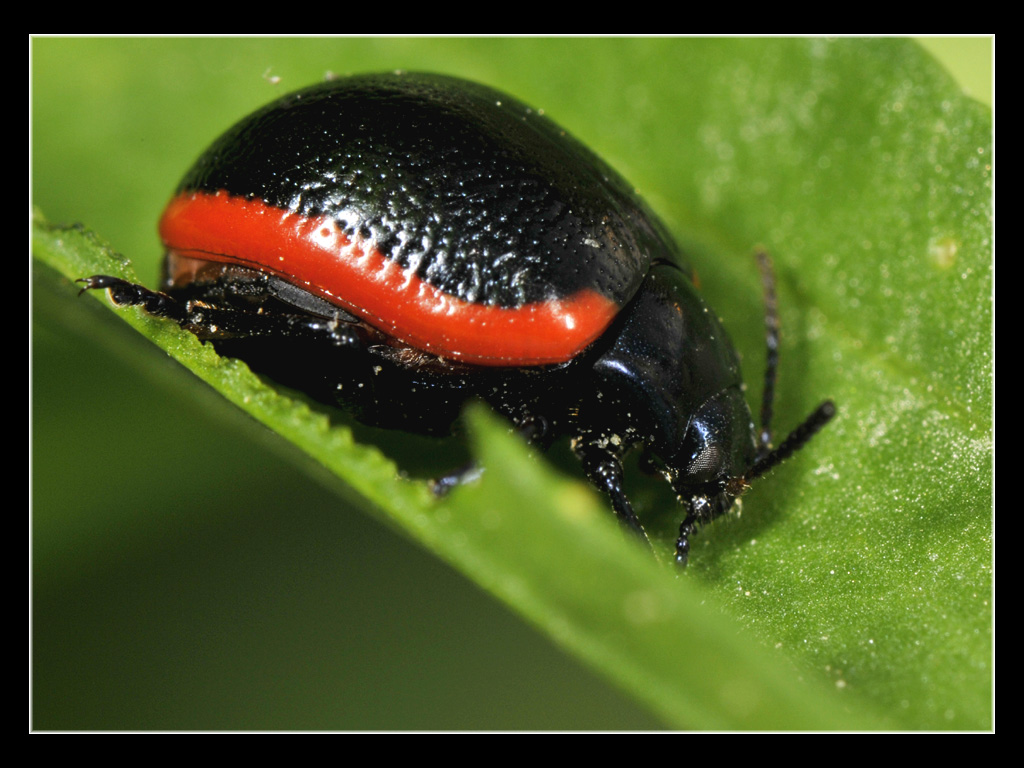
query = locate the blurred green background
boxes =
[31,37,991,730]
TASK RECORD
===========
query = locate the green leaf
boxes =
[33,38,991,730]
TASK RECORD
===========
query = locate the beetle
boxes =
[80,72,834,565]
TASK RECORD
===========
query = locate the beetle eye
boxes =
[687,440,723,478]
[674,389,757,484]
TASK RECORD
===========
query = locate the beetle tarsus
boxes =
[431,417,544,497]
[431,462,484,497]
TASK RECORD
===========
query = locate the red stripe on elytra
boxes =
[159,191,619,366]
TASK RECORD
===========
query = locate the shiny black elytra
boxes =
[79,72,835,565]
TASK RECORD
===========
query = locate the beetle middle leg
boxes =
[431,414,552,497]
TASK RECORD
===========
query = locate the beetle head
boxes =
[663,387,757,519]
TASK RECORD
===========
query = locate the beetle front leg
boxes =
[675,513,697,567]
[675,495,724,568]
[574,442,654,554]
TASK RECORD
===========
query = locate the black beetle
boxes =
[80,72,834,564]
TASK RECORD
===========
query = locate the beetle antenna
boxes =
[746,400,836,483]
[756,250,780,457]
